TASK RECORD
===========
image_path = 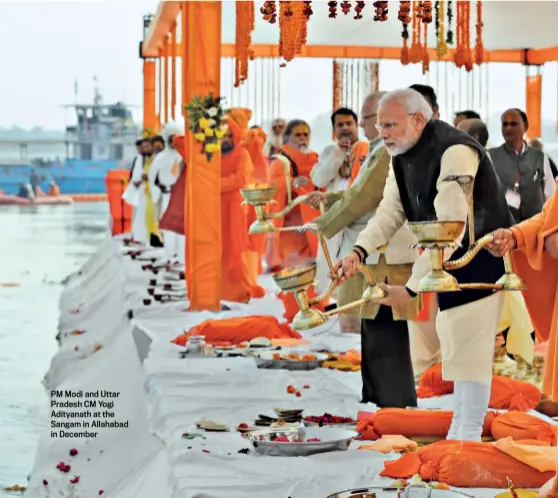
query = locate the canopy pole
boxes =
[171,22,177,120]
[182,0,223,310]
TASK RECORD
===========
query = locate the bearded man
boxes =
[338,88,514,441]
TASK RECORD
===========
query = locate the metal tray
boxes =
[327,485,475,498]
[252,350,329,370]
[242,426,358,457]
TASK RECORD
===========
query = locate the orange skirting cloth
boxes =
[491,411,558,445]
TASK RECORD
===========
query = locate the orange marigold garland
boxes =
[373,1,388,21]
[294,1,309,55]
[279,1,302,62]
[421,2,432,73]
[474,0,484,65]
[354,1,366,19]
[398,1,412,65]
[422,1,432,22]
[261,0,277,23]
[410,2,423,64]
[463,0,473,71]
[234,0,255,87]
[454,0,464,67]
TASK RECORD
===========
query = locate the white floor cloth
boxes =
[25,236,556,498]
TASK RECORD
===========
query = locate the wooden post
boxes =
[182,0,222,310]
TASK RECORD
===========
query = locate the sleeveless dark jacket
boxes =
[391,120,515,311]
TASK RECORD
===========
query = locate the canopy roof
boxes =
[143,1,558,62]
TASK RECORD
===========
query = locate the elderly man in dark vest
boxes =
[337,88,515,441]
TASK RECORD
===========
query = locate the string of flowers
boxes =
[422,1,433,22]
[422,15,430,73]
[186,94,228,161]
[446,0,453,44]
[354,1,365,19]
[436,0,448,58]
[454,0,464,67]
[463,0,473,71]
[398,1,412,65]
[341,1,351,15]
[296,2,311,54]
[410,2,423,64]
[260,0,277,23]
[333,60,342,110]
[474,0,484,65]
[434,1,439,37]
[373,1,388,21]
[234,0,255,87]
[328,1,338,18]
[302,1,313,20]
[279,1,302,62]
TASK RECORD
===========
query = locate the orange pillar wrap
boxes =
[181,4,188,117]
[183,1,222,310]
[171,23,177,120]
[105,170,133,235]
[163,37,169,125]
[143,60,157,131]
[158,49,163,129]
[526,74,542,139]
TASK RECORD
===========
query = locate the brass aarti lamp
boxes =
[240,155,387,331]
[407,175,526,293]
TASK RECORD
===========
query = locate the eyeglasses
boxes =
[375,113,417,132]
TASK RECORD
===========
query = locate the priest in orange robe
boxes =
[488,192,558,497]
[242,123,269,281]
[268,119,326,321]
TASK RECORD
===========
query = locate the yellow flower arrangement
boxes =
[185,93,229,162]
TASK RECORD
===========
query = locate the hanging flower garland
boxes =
[234,0,255,87]
[446,0,454,45]
[295,1,310,55]
[474,0,484,65]
[421,2,432,73]
[354,1,366,19]
[398,1,412,65]
[463,0,473,71]
[300,1,313,48]
[410,2,423,64]
[435,0,448,58]
[261,0,277,23]
[328,1,338,18]
[454,0,464,67]
[340,1,352,15]
[185,94,228,162]
[373,1,388,21]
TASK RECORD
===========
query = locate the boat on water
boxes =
[0,81,139,197]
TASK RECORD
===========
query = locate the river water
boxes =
[0,202,109,492]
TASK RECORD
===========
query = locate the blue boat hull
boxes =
[0,159,124,195]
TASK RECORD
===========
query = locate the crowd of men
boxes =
[122,83,558,445]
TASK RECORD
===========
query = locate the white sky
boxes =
[1,1,557,133]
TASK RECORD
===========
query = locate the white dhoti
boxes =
[408,295,441,377]
[437,292,505,441]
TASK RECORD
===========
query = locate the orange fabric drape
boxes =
[182,1,222,310]
[163,37,169,124]
[143,60,157,131]
[356,408,496,441]
[105,170,133,236]
[380,439,555,488]
[157,48,163,128]
[491,411,558,445]
[348,140,370,186]
[526,74,543,139]
[510,191,558,401]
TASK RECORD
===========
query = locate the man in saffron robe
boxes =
[268,119,324,320]
[488,193,558,498]
[241,121,269,287]
[220,111,263,303]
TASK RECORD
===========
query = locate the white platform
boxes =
[24,237,553,498]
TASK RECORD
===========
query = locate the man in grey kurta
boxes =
[489,108,555,222]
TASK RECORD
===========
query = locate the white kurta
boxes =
[355,144,504,385]
[122,156,149,244]
[148,148,183,261]
[312,143,351,294]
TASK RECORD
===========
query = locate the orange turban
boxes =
[227,108,252,146]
